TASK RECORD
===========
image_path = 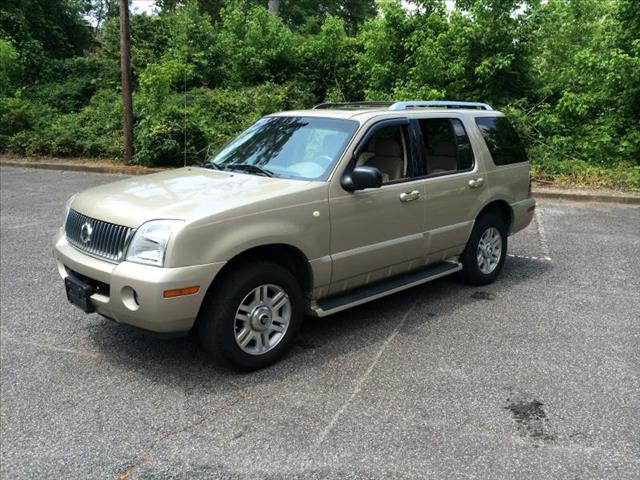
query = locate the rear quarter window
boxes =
[475,117,528,166]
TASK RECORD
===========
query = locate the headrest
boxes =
[431,142,456,157]
[375,138,402,157]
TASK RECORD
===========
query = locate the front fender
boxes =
[166,185,331,269]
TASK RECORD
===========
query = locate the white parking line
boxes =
[313,297,419,448]
[2,338,101,358]
[4,221,45,230]
[534,208,552,261]
[508,253,552,262]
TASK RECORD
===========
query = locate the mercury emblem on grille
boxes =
[80,222,93,244]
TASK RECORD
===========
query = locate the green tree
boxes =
[0,38,19,95]
[0,0,92,77]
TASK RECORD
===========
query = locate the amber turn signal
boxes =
[163,286,200,298]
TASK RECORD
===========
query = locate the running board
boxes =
[308,261,462,317]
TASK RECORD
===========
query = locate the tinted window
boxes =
[418,118,474,175]
[475,117,527,166]
[209,116,358,180]
[356,125,407,183]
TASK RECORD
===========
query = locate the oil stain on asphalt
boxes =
[471,291,496,300]
[505,398,556,442]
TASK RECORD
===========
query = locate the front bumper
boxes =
[53,229,225,333]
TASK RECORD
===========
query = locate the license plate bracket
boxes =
[64,275,96,313]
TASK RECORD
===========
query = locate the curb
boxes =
[0,160,164,176]
[2,160,639,205]
[532,189,640,205]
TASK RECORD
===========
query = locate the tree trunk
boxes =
[267,0,280,16]
[119,0,134,164]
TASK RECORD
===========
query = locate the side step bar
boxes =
[308,260,462,317]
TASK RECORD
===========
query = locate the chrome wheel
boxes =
[234,284,291,355]
[476,227,502,274]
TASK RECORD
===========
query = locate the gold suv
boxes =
[53,101,536,370]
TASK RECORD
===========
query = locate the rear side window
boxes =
[418,118,474,175]
[475,117,528,165]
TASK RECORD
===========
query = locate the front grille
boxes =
[65,209,134,262]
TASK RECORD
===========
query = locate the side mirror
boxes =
[342,165,383,192]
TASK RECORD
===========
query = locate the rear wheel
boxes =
[460,213,507,285]
[198,261,303,371]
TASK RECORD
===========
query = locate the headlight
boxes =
[63,194,77,229]
[126,220,184,267]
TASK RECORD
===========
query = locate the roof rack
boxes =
[313,101,395,110]
[389,100,493,111]
[312,100,493,111]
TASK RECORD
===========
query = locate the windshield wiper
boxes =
[196,161,222,170]
[225,164,275,177]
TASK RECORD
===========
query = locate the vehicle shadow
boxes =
[86,255,553,389]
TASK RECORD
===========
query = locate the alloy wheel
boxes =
[233,284,291,355]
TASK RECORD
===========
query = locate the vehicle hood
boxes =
[71,167,317,228]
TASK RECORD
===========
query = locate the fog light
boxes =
[121,286,140,311]
[163,286,200,298]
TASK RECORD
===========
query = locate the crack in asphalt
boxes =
[113,393,245,479]
[112,382,280,479]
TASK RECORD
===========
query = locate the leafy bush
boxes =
[134,83,310,166]
[0,96,54,149]
[2,90,122,157]
[24,56,119,113]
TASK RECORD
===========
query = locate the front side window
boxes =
[475,116,528,166]
[418,118,474,175]
[208,116,358,180]
[355,124,408,183]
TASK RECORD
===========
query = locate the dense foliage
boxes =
[0,0,638,188]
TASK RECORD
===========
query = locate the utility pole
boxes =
[268,0,280,15]
[119,0,134,164]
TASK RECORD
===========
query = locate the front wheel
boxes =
[197,261,303,371]
[460,213,507,285]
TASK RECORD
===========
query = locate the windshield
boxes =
[208,116,358,181]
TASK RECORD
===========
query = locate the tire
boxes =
[198,261,303,371]
[460,212,508,286]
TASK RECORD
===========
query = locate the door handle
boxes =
[468,178,485,188]
[399,190,421,202]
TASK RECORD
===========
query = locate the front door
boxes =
[328,121,426,294]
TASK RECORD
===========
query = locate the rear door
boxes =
[415,115,488,259]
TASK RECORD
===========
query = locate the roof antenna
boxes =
[182,5,188,169]
[182,70,187,167]
[183,62,187,168]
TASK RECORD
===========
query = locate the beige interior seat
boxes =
[356,137,405,182]
[427,141,457,174]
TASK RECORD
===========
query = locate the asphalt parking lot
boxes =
[1,166,639,479]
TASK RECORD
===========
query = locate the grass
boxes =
[531,159,640,192]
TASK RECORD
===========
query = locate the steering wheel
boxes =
[285,156,335,178]
[314,155,334,168]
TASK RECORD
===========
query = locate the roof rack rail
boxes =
[389,100,493,111]
[313,101,395,110]
[312,100,493,111]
